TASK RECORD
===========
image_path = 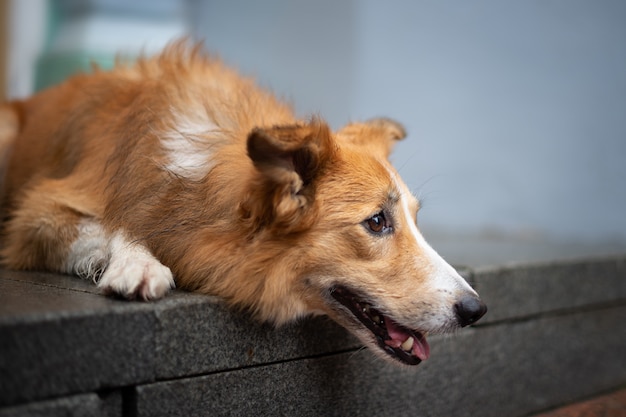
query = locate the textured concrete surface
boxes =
[133,306,626,417]
[154,297,358,379]
[1,254,625,416]
[0,391,121,417]
[472,256,626,324]
[0,269,359,406]
[0,271,157,406]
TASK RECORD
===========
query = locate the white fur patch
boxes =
[65,220,110,283]
[97,231,175,300]
[384,163,477,297]
[161,108,223,180]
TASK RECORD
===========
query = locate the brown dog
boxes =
[0,42,486,366]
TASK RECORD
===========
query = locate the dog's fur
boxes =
[0,43,485,366]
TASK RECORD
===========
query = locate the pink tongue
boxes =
[384,319,430,361]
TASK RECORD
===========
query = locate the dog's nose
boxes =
[454,296,487,327]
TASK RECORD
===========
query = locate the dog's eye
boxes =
[365,211,389,234]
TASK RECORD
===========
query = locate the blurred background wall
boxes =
[3,0,626,265]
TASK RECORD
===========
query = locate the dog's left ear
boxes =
[243,119,333,232]
[336,117,406,158]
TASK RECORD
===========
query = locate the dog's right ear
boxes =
[336,117,406,158]
[242,119,334,233]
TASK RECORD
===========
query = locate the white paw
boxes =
[97,233,175,300]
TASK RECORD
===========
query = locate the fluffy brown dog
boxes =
[0,43,486,366]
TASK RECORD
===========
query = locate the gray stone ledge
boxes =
[0,269,358,406]
[0,391,121,417]
[1,254,625,414]
[134,306,626,417]
[0,274,157,406]
[154,298,358,380]
[472,255,626,324]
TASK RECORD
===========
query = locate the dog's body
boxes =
[0,43,485,365]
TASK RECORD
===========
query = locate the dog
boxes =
[0,42,486,366]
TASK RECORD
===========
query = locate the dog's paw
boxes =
[99,256,175,300]
[97,235,175,300]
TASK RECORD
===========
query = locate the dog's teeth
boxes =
[401,336,414,352]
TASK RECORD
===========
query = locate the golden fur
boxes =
[0,42,485,366]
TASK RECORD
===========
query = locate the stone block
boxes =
[472,255,626,323]
[0,391,121,417]
[3,256,625,415]
[0,269,98,295]
[0,269,360,405]
[0,273,157,406]
[152,295,360,379]
[134,306,626,417]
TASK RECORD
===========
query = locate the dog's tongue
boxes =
[385,318,430,361]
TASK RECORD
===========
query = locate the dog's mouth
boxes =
[330,286,430,366]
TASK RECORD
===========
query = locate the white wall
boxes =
[352,0,626,244]
[5,0,47,98]
[194,0,626,245]
[191,0,357,128]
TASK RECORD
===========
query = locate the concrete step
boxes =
[1,255,625,417]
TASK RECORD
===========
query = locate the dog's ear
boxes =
[242,119,333,233]
[336,117,406,158]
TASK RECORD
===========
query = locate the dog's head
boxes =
[244,118,486,366]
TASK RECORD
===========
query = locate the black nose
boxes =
[454,296,487,327]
